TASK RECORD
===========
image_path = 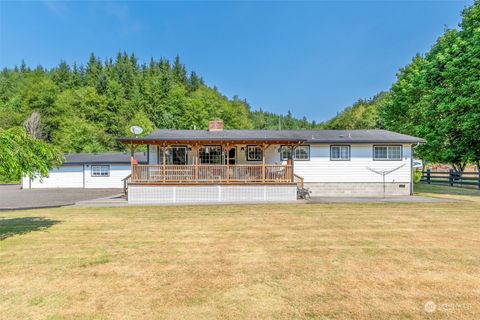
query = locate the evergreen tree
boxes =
[0,51,325,156]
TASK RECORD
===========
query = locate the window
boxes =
[159,146,188,164]
[373,145,402,160]
[294,146,310,160]
[330,145,350,161]
[91,165,110,177]
[247,146,263,161]
[280,146,292,161]
[200,146,223,164]
[281,145,310,161]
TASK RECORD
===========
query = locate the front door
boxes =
[227,147,236,165]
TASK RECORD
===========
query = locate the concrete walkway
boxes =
[74,194,451,207]
[307,195,453,203]
[0,185,123,210]
[74,194,127,207]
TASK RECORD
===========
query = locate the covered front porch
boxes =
[122,140,305,186]
[117,122,306,204]
[124,143,303,204]
[132,163,294,184]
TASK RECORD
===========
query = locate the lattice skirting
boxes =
[128,184,298,204]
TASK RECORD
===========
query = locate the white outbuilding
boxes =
[22,152,147,189]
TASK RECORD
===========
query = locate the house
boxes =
[22,152,147,189]
[118,120,425,204]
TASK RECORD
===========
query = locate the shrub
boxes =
[413,170,422,183]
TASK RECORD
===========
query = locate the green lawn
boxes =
[1,201,480,319]
[414,182,480,196]
[415,183,480,205]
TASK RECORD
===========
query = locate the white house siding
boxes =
[24,165,84,188]
[83,164,131,188]
[293,144,412,183]
[292,144,413,196]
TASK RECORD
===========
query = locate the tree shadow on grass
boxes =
[0,217,60,241]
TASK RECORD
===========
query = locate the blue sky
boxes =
[0,1,472,122]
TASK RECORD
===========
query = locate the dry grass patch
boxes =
[1,202,479,319]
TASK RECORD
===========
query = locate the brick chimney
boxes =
[208,120,224,132]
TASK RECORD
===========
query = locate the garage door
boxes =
[29,165,84,188]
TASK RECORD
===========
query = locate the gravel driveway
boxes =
[0,185,123,210]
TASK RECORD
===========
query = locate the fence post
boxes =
[449,169,454,187]
[426,169,431,184]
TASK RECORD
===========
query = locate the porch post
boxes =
[195,144,199,182]
[262,144,266,183]
[225,144,230,183]
[162,144,166,183]
[130,142,137,182]
[290,144,295,183]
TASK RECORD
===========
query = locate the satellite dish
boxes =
[130,126,143,137]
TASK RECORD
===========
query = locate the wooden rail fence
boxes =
[421,169,480,189]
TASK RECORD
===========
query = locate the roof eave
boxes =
[306,139,426,144]
[117,137,306,144]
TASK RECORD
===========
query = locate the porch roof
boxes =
[118,129,425,145]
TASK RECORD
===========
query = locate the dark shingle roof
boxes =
[118,129,425,144]
[64,152,147,164]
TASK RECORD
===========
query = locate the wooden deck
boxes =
[131,164,294,184]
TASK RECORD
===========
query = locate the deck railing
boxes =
[131,164,293,184]
[122,174,132,194]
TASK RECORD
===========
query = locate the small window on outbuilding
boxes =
[91,165,110,177]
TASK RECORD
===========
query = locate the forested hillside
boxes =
[321,92,387,130]
[323,1,479,169]
[0,54,320,154]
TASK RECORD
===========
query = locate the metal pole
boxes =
[383,173,386,198]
